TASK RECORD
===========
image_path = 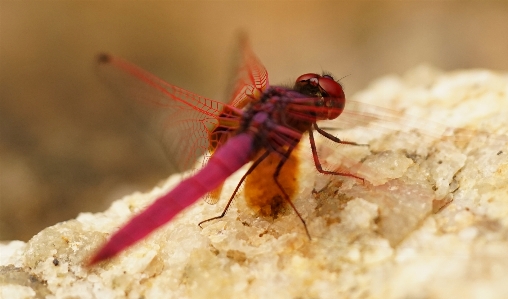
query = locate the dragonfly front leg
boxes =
[308,128,365,182]
[272,145,311,240]
[313,122,368,146]
[198,150,271,228]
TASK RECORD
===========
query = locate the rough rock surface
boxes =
[1,66,507,299]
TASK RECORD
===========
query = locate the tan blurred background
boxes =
[1,1,507,241]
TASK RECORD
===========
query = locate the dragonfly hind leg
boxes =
[198,151,271,228]
[308,127,365,183]
[272,145,312,240]
[313,122,369,147]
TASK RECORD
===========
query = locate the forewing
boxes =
[320,100,456,146]
[227,36,269,108]
[203,36,269,205]
[316,99,507,187]
[97,54,225,172]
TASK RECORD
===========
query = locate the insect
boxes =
[89,39,367,265]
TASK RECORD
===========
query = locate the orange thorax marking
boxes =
[244,145,300,216]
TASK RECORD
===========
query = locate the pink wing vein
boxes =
[97,54,227,172]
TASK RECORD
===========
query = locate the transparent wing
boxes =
[97,54,226,173]
[227,35,269,108]
[203,36,270,205]
[316,99,507,187]
[321,100,461,147]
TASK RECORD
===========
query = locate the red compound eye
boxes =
[295,73,346,120]
[296,73,320,86]
[318,76,345,119]
[317,76,344,98]
[296,73,344,97]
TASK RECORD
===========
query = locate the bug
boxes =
[88,39,366,265]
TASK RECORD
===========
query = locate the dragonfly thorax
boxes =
[235,87,315,156]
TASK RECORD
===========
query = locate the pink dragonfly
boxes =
[89,39,365,265]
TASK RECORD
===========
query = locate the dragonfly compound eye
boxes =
[317,76,345,120]
[295,73,321,87]
[317,76,344,98]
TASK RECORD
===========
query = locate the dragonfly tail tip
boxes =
[97,53,112,64]
[87,246,116,267]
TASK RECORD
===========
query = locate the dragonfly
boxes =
[89,39,372,265]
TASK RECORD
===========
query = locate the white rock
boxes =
[1,66,508,299]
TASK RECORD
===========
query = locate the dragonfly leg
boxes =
[309,128,365,183]
[198,150,271,228]
[313,122,368,147]
[272,146,312,240]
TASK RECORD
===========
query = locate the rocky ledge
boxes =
[1,65,508,299]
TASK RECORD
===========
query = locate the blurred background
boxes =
[1,1,507,241]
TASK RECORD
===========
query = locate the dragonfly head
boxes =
[294,73,346,120]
